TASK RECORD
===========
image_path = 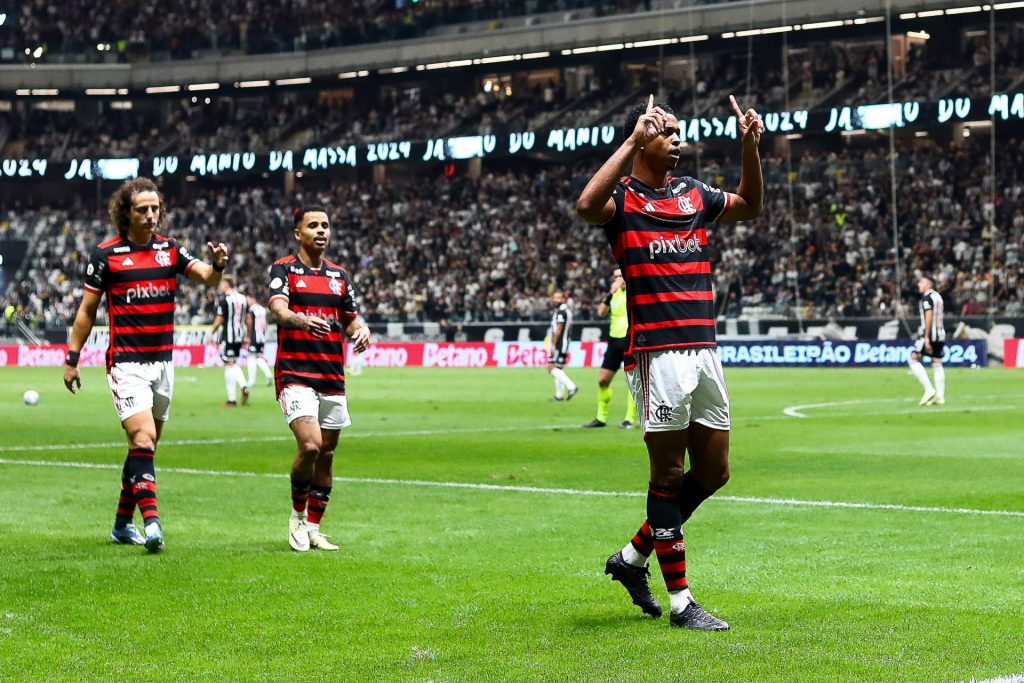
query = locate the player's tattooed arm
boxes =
[268,298,331,338]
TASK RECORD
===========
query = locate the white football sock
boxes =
[908,360,933,392]
[552,373,564,399]
[258,357,273,380]
[246,357,258,387]
[232,365,247,393]
[551,367,576,392]
[621,542,648,567]
[225,365,237,401]
[669,588,696,614]
[933,363,945,400]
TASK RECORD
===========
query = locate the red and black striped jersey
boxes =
[600,175,729,360]
[83,234,198,369]
[268,254,359,396]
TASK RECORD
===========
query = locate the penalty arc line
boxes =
[782,396,1023,418]
[1,457,1023,519]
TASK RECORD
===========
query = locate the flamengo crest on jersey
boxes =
[601,175,728,359]
[84,234,198,368]
[268,254,359,395]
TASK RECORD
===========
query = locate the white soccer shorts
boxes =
[625,348,731,433]
[107,361,175,423]
[278,384,351,430]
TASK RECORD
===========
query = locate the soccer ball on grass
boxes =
[23,389,40,406]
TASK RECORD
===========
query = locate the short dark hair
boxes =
[293,205,329,229]
[623,100,675,141]
[108,177,165,238]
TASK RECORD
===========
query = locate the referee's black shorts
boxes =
[601,336,628,371]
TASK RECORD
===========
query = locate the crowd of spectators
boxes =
[4,18,1018,161]
[2,135,1021,336]
[10,0,718,63]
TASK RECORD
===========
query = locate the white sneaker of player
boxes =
[288,509,310,552]
[306,523,339,551]
[936,397,945,405]
[919,388,937,406]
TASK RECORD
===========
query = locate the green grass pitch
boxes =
[1,365,1022,682]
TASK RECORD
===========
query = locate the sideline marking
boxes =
[1,457,1022,519]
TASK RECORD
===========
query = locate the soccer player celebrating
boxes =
[268,206,370,552]
[576,95,763,630]
[245,293,273,388]
[908,276,946,405]
[583,267,639,429]
[62,177,228,553]
[209,275,250,406]
[546,291,578,401]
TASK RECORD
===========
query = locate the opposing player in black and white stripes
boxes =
[546,291,578,402]
[576,95,763,630]
[210,275,250,406]
[245,293,274,389]
[908,276,947,406]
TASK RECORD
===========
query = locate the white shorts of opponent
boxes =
[625,348,731,433]
[107,361,175,423]
[278,384,352,430]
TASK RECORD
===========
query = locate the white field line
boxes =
[0,424,574,454]
[782,396,1022,418]
[783,397,906,418]
[965,675,1024,683]
[4,398,1020,455]
[1,457,1023,519]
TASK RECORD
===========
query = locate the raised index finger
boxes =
[647,93,654,112]
[728,95,745,119]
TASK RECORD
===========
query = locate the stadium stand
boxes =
[1,136,1021,331]
[0,1,1021,341]
[3,20,1022,159]
[11,1,731,62]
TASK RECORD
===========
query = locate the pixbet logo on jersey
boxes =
[126,282,171,303]
[648,233,703,259]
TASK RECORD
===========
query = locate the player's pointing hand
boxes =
[729,95,763,147]
[207,241,229,269]
[631,93,669,149]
